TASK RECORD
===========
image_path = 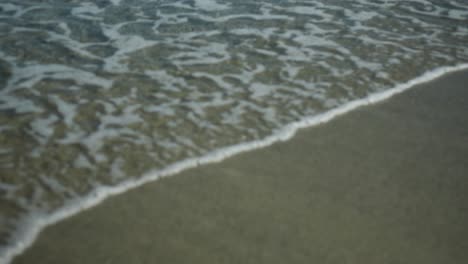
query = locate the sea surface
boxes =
[0,0,467,261]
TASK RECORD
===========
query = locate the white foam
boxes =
[1,64,468,264]
[145,70,189,92]
[101,24,158,73]
[0,95,43,114]
[284,5,331,18]
[12,5,43,19]
[344,10,378,22]
[110,0,122,6]
[193,0,230,11]
[70,2,104,21]
[73,154,93,170]
[30,115,59,144]
[7,64,113,91]
[192,12,293,23]
[169,42,230,66]
[250,82,279,99]
[448,9,468,20]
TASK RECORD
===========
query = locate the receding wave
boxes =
[1,0,467,262]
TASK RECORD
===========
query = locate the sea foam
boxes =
[1,0,468,262]
[1,64,468,264]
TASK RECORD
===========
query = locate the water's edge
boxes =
[2,64,468,264]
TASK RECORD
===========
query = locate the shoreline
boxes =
[4,66,468,263]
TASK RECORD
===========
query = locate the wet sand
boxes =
[12,69,468,264]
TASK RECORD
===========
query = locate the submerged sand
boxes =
[12,70,468,264]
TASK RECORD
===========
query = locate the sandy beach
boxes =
[12,69,468,264]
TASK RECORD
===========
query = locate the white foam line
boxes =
[2,64,468,264]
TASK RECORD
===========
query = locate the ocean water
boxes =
[0,0,467,262]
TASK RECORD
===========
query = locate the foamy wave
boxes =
[2,64,468,264]
[1,0,468,262]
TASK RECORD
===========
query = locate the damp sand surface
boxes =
[12,70,468,264]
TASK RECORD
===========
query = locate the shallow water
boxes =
[0,0,467,260]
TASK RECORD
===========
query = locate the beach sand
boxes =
[12,70,468,264]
